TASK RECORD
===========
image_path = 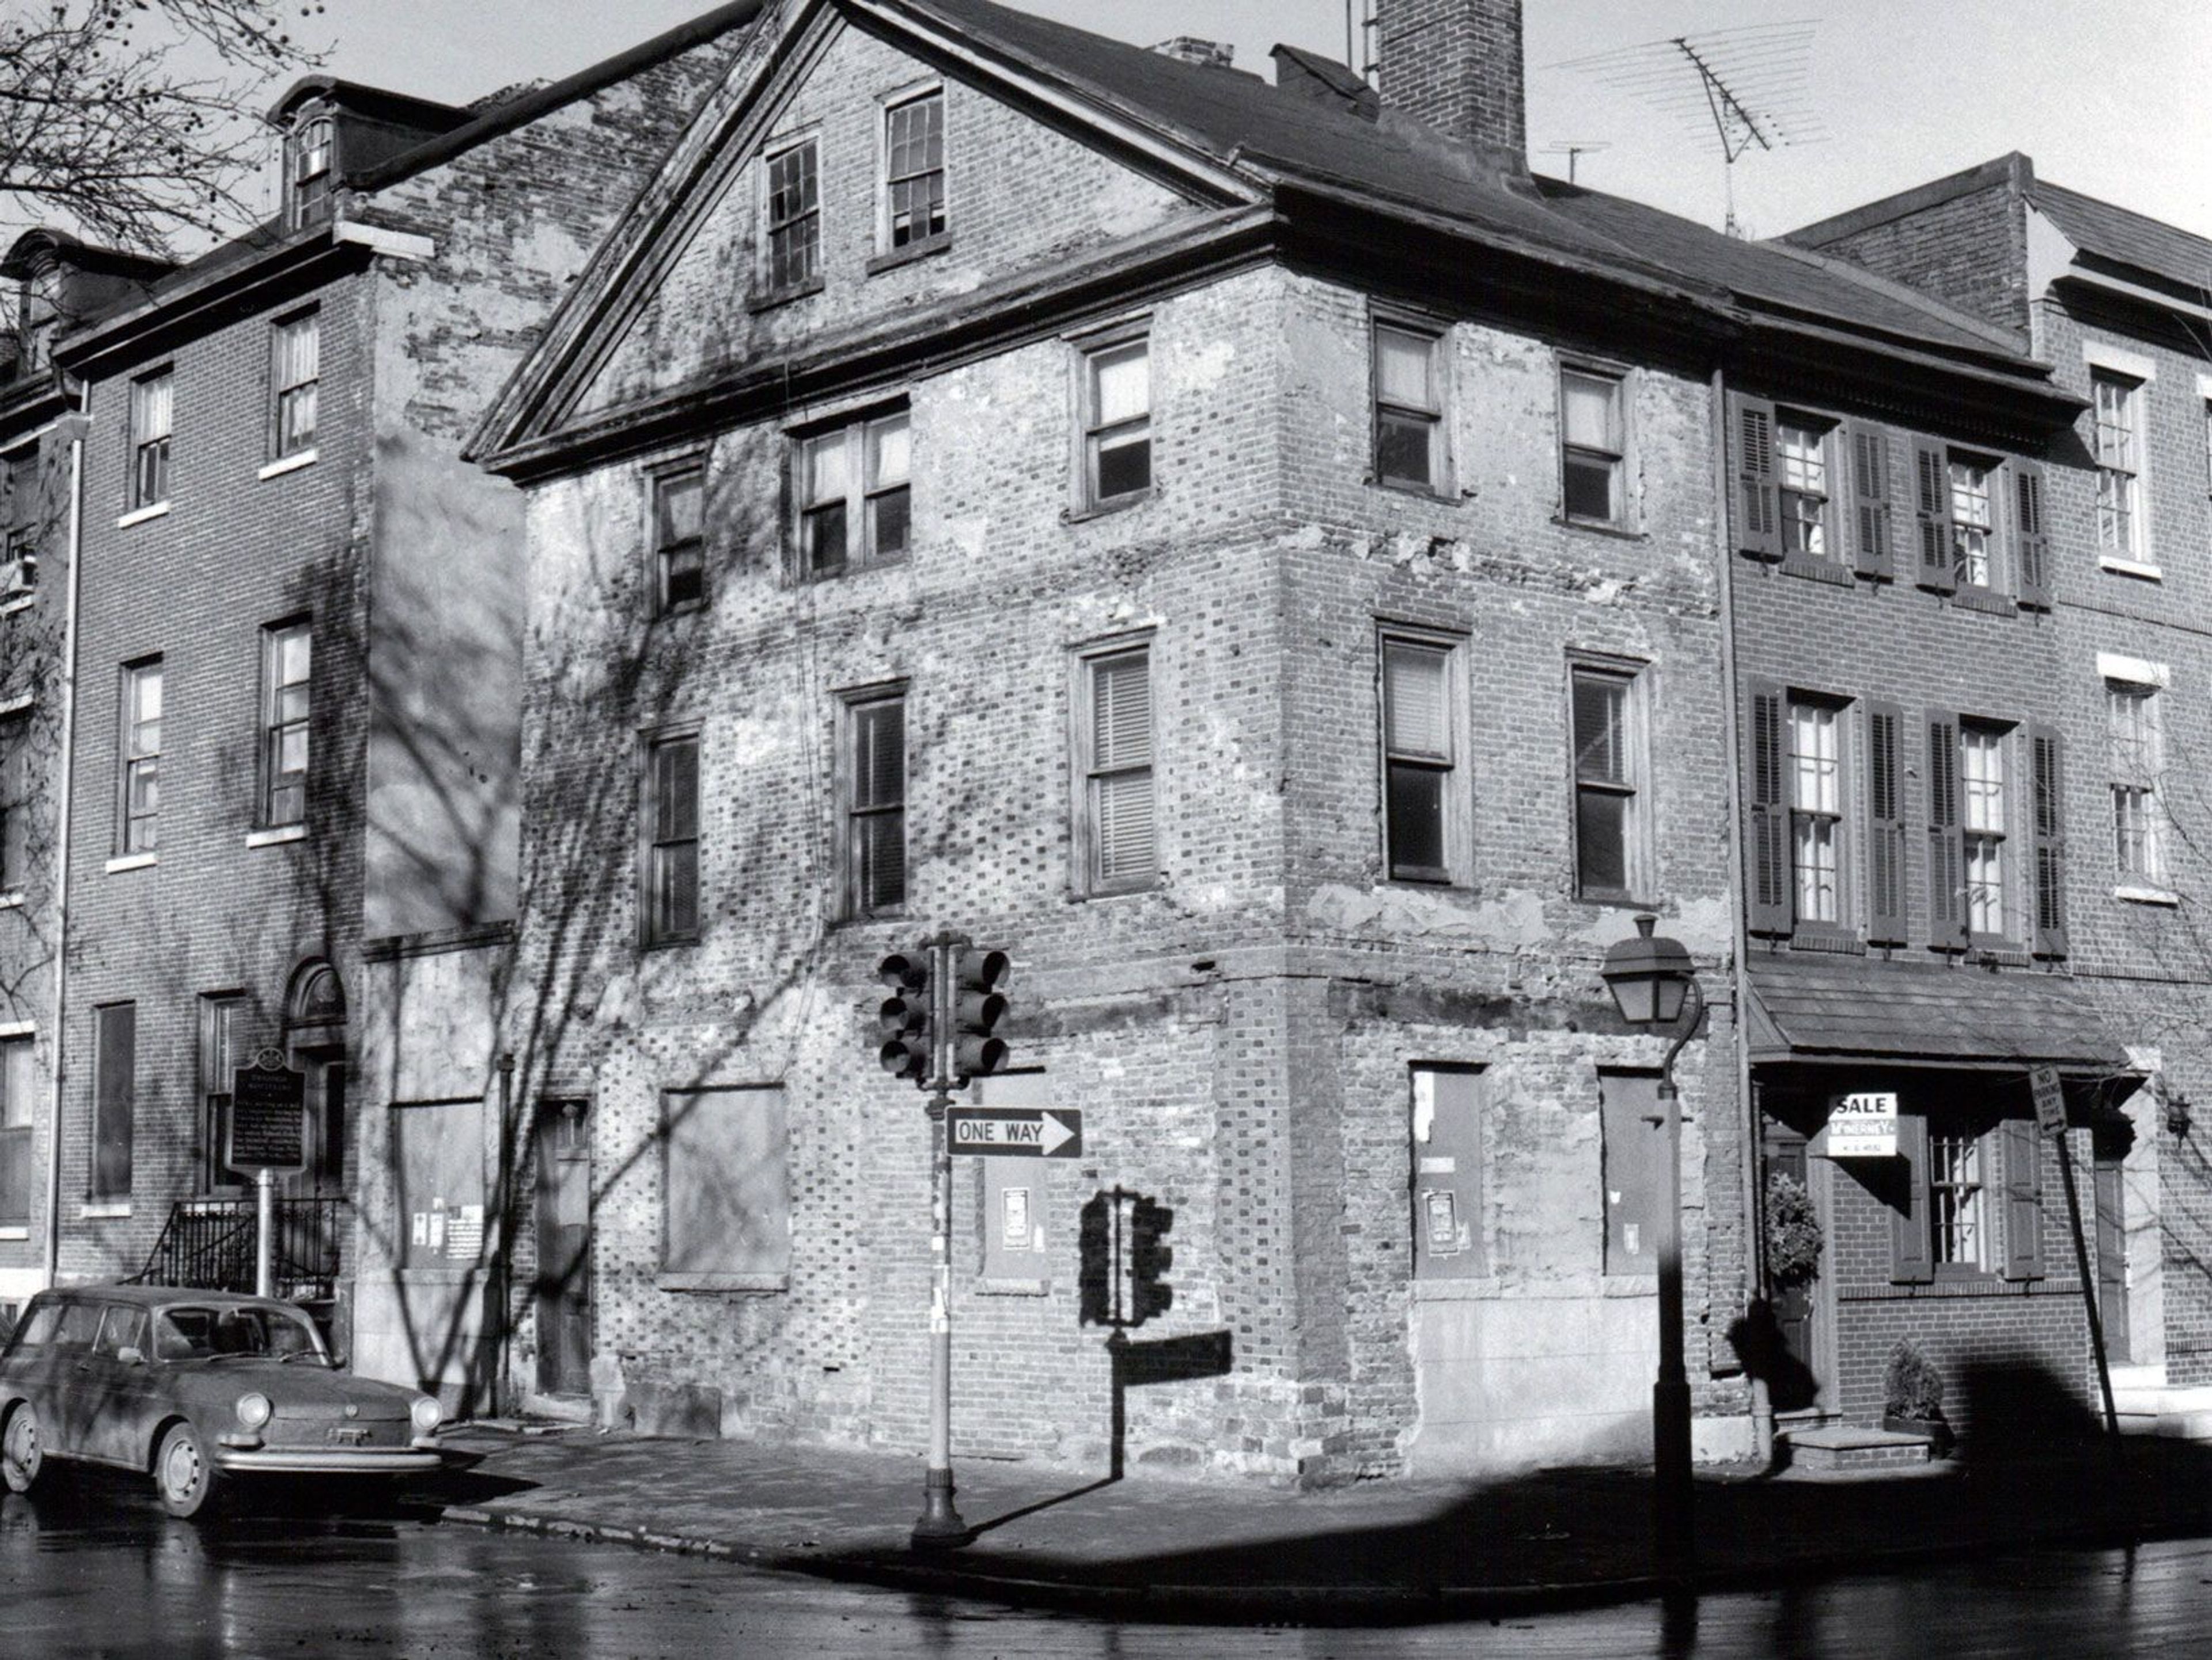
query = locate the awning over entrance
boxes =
[1745,952,2133,1075]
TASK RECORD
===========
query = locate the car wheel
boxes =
[154,1422,222,1519]
[1,1402,41,1494]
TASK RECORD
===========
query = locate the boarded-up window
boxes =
[393,1099,485,1270]
[1410,1065,1486,1279]
[1600,1070,1665,1277]
[0,1035,34,1223]
[661,1086,789,1288]
[91,1003,134,1199]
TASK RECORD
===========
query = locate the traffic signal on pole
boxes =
[949,947,1009,1082]
[877,952,934,1083]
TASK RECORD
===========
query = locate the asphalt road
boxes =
[4,1472,2210,1658]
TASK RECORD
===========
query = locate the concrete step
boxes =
[1783,1425,1934,1472]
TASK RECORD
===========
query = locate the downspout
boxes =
[41,396,86,1288]
[1709,364,1771,1463]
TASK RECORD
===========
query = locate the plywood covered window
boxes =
[394,1098,485,1270]
[661,1085,789,1290]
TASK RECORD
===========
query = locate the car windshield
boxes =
[154,1304,328,1364]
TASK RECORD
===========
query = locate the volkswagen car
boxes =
[0,1285,444,1517]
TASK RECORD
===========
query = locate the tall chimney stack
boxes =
[1376,0,1527,167]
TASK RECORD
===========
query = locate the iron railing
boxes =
[130,1194,349,1301]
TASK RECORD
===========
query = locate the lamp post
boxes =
[1599,913,1703,1584]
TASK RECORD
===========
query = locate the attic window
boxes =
[882,90,946,251]
[289,115,334,230]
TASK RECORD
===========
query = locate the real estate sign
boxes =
[1826,1091,1899,1158]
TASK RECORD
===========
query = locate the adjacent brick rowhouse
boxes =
[1794,154,2212,1400]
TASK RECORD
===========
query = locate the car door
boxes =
[47,1299,107,1457]
[2,1298,65,1442]
[85,1307,156,1468]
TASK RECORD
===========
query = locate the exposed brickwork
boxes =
[1376,0,1527,162]
[1789,165,2032,337]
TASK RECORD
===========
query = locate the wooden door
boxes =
[2093,1139,2130,1366]
[534,1104,592,1398]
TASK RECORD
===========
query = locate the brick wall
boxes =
[1792,172,2031,337]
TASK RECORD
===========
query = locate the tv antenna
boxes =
[1540,141,1612,186]
[1551,22,1827,235]
[1346,0,1378,84]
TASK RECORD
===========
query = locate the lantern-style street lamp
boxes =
[1599,913,1703,1583]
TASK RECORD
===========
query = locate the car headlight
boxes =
[236,1392,273,1432]
[410,1396,442,1436]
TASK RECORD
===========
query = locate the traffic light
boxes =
[877,952,934,1083]
[949,947,1009,1082]
[1127,1194,1173,1326]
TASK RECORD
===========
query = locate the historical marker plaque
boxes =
[228,1049,306,1173]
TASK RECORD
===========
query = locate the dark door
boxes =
[2093,1136,2130,1366]
[535,1104,592,1398]
[1761,1126,1821,1412]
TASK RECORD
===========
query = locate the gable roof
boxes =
[473,0,2065,472]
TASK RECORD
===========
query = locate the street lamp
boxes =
[1599,913,1703,1584]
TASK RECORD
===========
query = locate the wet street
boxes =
[4,1475,2211,1658]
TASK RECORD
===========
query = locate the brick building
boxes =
[467,0,2089,1481]
[1791,157,2212,1416]
[0,9,757,1405]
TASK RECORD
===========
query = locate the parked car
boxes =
[0,1285,444,1517]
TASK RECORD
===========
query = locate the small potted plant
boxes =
[1881,1336,1952,1453]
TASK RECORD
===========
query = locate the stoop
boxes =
[1782,1424,1934,1472]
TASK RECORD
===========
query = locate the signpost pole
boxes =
[255,1167,275,1299]
[912,934,971,1549]
[2033,1067,2123,1462]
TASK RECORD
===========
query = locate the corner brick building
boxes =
[465,0,2108,1482]
[0,10,757,1404]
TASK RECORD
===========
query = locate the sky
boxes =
[296,0,2211,244]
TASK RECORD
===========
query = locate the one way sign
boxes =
[946,1107,1084,1159]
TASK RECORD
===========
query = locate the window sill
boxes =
[1069,880,1159,903]
[257,449,317,481]
[0,892,22,911]
[793,553,910,585]
[976,1276,1051,1296]
[116,502,171,530]
[1062,489,1153,525]
[2098,553,2162,582]
[1788,929,1867,955]
[651,598,709,625]
[1952,586,2014,617]
[0,595,33,618]
[0,1226,27,1242]
[1574,891,1661,911]
[2116,882,2180,907]
[866,233,952,275]
[655,1271,788,1294]
[1367,475,1457,505]
[1552,515,1646,543]
[1778,554,1855,588]
[246,824,306,849]
[639,934,699,952]
[747,277,824,315]
[105,852,157,875]
[0,690,33,717]
[79,1202,131,1220]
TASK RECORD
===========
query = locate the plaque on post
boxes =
[228,1048,306,1174]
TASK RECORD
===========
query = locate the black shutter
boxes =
[2032,722,2068,958]
[1849,421,1894,580]
[1891,1113,1933,1284]
[2013,459,2051,610]
[2000,1117,2046,1281]
[1866,700,1908,945]
[93,1003,135,1198]
[1912,436,1955,594]
[1926,714,1967,948]
[1747,679,1791,936]
[1733,395,1782,561]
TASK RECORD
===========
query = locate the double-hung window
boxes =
[130,371,172,511]
[1960,723,2007,938]
[1381,632,1464,884]
[1776,417,1831,559]
[119,659,161,855]
[271,311,318,459]
[763,138,820,294]
[797,410,910,576]
[642,731,699,946]
[840,690,906,918]
[260,621,310,828]
[2109,679,2164,884]
[1570,664,1646,901]
[882,90,946,250]
[1080,334,1151,508]
[1075,642,1155,893]
[1928,1126,1987,1270]
[1949,456,1996,589]
[651,461,706,614]
[289,114,333,230]
[1559,367,1627,525]
[2092,372,2143,557]
[1373,322,1444,491]
[92,1002,134,1200]
[1789,699,1843,927]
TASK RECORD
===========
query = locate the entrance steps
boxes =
[1780,1423,1934,1473]
[2108,1363,2212,1440]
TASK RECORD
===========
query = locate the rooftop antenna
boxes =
[1551,22,1827,236]
[1346,0,1379,84]
[1540,141,1612,186]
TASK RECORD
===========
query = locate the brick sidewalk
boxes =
[414,1425,2212,1620]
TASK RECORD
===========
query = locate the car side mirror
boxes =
[116,1345,146,1367]
[328,1351,347,1370]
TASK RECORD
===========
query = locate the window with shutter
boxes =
[1078,644,1155,893]
[1745,680,1790,935]
[1925,714,1967,947]
[2031,723,2067,958]
[843,691,906,918]
[1889,1112,1933,1284]
[1849,421,1893,580]
[643,732,699,945]
[1960,723,2008,939]
[1911,436,1953,594]
[1774,414,1834,562]
[1866,701,1908,944]
[92,1002,135,1200]
[1381,635,1460,883]
[1732,394,1782,559]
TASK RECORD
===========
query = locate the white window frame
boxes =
[1960,721,2009,941]
[130,370,172,512]
[1074,325,1152,512]
[270,309,319,461]
[2092,370,2145,559]
[1568,658,1651,903]
[1774,412,1834,561]
[1788,695,1848,929]
[1380,625,1470,886]
[1372,316,1448,494]
[1559,364,1630,528]
[794,407,911,577]
[119,659,161,856]
[1949,454,1999,591]
[1070,635,1157,896]
[2104,666,2169,893]
[259,619,310,829]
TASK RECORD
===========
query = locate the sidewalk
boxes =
[414,1423,2212,1622]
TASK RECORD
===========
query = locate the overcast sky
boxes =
[308,0,2211,244]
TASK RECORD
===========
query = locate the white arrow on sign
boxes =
[946,1107,1084,1158]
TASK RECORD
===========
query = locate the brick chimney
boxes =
[1376,0,1526,166]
